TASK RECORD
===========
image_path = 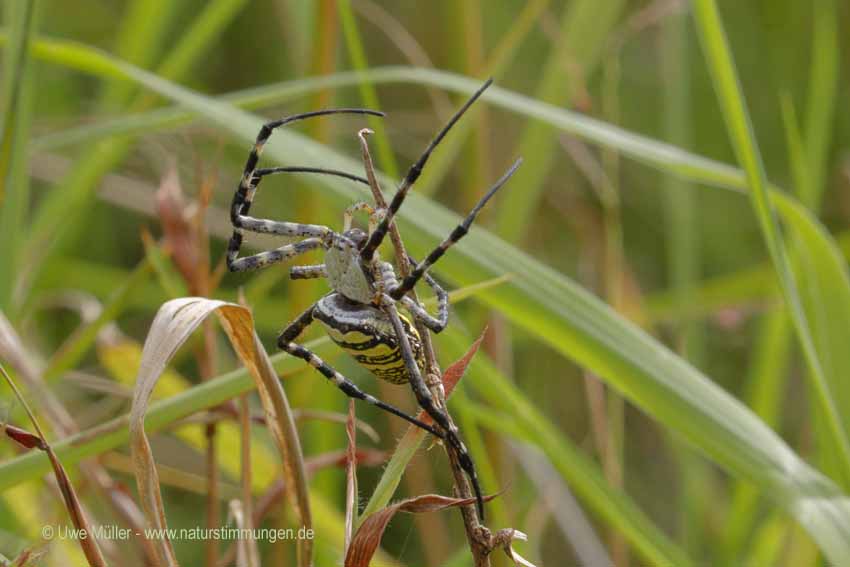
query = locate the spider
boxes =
[226,79,521,520]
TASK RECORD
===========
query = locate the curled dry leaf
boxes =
[418,327,487,426]
[344,493,497,567]
[129,298,311,567]
[492,529,537,567]
[3,423,46,450]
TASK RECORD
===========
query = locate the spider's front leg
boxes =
[227,107,381,273]
[277,302,448,440]
[228,167,372,273]
[388,158,522,300]
[360,79,495,263]
[290,264,327,280]
[227,237,324,273]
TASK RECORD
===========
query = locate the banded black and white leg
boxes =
[389,158,522,299]
[227,167,372,272]
[378,293,485,519]
[290,264,328,280]
[360,79,494,262]
[378,261,448,333]
[227,108,381,273]
[276,303,448,440]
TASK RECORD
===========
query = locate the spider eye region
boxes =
[342,228,368,248]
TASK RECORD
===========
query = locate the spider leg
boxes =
[228,109,380,271]
[290,264,327,280]
[232,109,381,223]
[380,294,485,519]
[343,201,378,231]
[227,238,323,272]
[228,166,373,270]
[379,261,448,333]
[231,167,372,238]
[389,158,522,300]
[360,79,495,262]
[277,303,449,440]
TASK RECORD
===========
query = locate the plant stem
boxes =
[358,130,492,566]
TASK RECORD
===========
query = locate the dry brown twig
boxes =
[0,309,160,565]
[0,362,108,567]
[357,129,524,566]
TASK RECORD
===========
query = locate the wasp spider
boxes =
[227,80,521,519]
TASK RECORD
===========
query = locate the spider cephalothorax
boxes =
[226,80,521,519]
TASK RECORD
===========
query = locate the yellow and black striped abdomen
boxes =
[314,293,425,384]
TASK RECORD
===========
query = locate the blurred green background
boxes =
[1,0,849,565]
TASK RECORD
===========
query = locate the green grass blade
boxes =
[439,329,692,567]
[0,0,37,312]
[11,39,850,560]
[801,0,837,208]
[660,12,709,556]
[20,0,245,310]
[337,0,398,179]
[28,65,749,189]
[495,0,625,243]
[660,11,702,361]
[692,0,850,487]
[723,310,792,558]
[42,256,152,382]
[779,93,811,204]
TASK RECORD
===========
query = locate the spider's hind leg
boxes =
[380,294,485,520]
[379,261,448,333]
[277,302,448,441]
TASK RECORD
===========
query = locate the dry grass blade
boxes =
[8,547,47,567]
[344,493,497,567]
[237,393,259,567]
[226,500,259,567]
[344,400,358,556]
[129,297,312,566]
[155,166,203,291]
[0,363,107,567]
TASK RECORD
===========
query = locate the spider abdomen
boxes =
[314,293,425,384]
